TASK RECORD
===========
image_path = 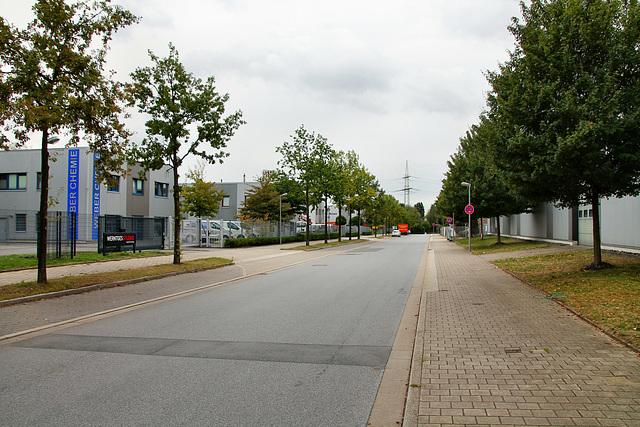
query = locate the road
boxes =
[0,236,428,426]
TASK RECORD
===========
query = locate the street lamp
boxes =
[461,182,471,252]
[279,193,288,244]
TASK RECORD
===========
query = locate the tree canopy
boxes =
[240,172,291,221]
[486,0,640,266]
[181,161,224,219]
[0,0,138,282]
[276,125,333,245]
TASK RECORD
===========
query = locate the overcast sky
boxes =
[2,0,523,209]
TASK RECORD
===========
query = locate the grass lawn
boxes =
[0,250,171,272]
[454,235,550,254]
[493,250,640,350]
[0,257,233,302]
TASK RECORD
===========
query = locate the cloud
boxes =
[0,0,525,209]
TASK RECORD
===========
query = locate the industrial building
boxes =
[0,146,174,242]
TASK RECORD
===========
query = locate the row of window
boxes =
[579,209,594,218]
[107,175,169,198]
[0,173,30,190]
[1,173,169,198]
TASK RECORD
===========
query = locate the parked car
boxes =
[392,229,401,237]
[224,221,246,239]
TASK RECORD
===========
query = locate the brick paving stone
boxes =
[409,236,640,427]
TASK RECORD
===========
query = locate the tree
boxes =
[375,193,401,235]
[315,145,338,243]
[128,44,245,264]
[181,161,224,218]
[351,165,378,239]
[330,151,350,241]
[272,171,305,217]
[486,0,640,268]
[414,202,425,219]
[240,172,291,221]
[276,125,333,245]
[455,118,531,243]
[1,0,138,283]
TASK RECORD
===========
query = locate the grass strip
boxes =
[0,250,171,272]
[0,257,232,302]
[454,235,550,254]
[286,239,368,251]
[493,250,640,350]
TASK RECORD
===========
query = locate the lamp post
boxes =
[461,182,471,252]
[279,193,287,244]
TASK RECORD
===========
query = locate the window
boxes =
[0,173,27,190]
[37,172,42,190]
[155,182,169,198]
[107,175,120,192]
[133,178,144,195]
[16,214,26,232]
[578,210,583,218]
[222,195,230,208]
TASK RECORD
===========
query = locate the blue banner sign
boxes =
[67,149,80,239]
[92,153,101,240]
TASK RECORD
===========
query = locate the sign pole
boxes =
[468,188,471,253]
[462,182,472,252]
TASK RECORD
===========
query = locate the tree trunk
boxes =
[37,130,50,283]
[172,163,181,264]
[357,209,361,239]
[324,195,328,244]
[348,207,352,241]
[305,186,310,246]
[338,206,342,242]
[496,216,502,244]
[591,191,602,267]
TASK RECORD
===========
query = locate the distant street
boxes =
[0,236,428,426]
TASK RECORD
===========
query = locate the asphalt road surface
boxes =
[0,236,428,426]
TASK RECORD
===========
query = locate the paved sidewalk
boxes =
[404,235,640,427]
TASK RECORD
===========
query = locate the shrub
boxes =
[223,232,340,248]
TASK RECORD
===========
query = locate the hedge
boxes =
[224,232,341,248]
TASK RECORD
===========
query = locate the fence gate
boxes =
[179,219,223,248]
[98,215,166,253]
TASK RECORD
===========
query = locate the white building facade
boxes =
[489,196,640,254]
[0,147,174,242]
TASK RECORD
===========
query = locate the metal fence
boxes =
[441,225,469,240]
[179,219,298,248]
[45,211,78,259]
[0,209,86,259]
[178,218,374,248]
[98,215,166,253]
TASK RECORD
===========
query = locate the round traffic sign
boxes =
[446,217,453,224]
[465,204,474,215]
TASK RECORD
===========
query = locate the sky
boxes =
[1,0,523,210]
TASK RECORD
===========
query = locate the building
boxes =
[213,181,257,221]
[487,196,640,254]
[0,146,174,242]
